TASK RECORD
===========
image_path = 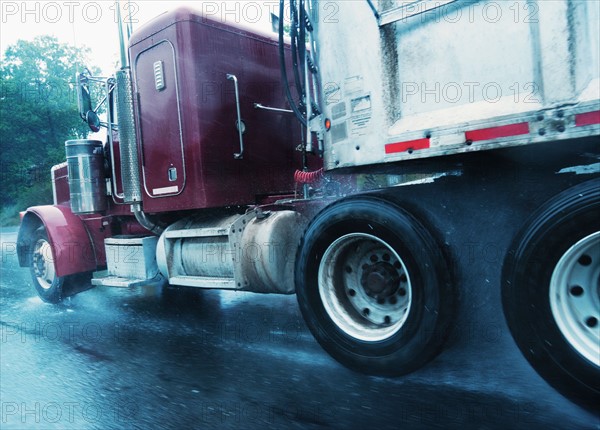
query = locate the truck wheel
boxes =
[295,195,454,376]
[502,178,600,412]
[29,226,91,303]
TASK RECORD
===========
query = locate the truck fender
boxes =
[17,205,97,277]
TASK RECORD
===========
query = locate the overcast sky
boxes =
[1,1,278,73]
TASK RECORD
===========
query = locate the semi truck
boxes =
[17,0,599,411]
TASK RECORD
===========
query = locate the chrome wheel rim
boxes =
[32,239,56,290]
[318,233,412,342]
[550,231,600,367]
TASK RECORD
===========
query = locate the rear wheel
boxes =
[295,195,454,376]
[502,178,600,412]
[29,226,91,303]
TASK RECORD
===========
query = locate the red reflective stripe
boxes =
[385,138,430,154]
[465,122,530,142]
[575,110,600,127]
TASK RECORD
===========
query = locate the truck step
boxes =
[168,276,237,289]
[91,270,163,288]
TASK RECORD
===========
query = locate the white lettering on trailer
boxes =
[350,95,372,137]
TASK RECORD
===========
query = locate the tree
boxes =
[0,36,98,224]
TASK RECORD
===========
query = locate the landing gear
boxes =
[295,195,454,376]
[502,179,600,412]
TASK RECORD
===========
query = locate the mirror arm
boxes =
[93,96,107,113]
[93,81,115,114]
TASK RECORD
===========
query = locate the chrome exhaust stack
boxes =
[115,69,142,204]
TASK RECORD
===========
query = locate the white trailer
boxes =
[312,0,599,167]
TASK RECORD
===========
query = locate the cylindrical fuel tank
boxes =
[180,235,235,279]
[65,139,106,214]
[157,213,241,281]
[239,211,305,294]
[156,210,307,294]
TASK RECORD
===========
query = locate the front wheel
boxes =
[502,178,600,412]
[295,195,455,376]
[29,226,91,303]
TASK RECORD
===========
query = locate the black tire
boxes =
[502,178,600,413]
[29,226,92,303]
[295,194,454,376]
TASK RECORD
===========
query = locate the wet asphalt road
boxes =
[0,227,598,430]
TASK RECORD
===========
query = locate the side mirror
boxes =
[76,73,93,121]
[86,110,101,132]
